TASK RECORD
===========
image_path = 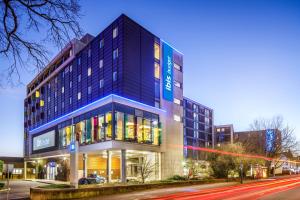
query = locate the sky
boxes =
[0,0,300,157]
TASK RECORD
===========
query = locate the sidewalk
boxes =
[25,179,69,185]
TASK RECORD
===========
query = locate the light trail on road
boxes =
[149,175,300,200]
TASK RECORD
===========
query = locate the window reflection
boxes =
[115,112,124,140]
[105,112,112,140]
[125,114,135,141]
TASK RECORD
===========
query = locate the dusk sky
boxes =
[0,0,300,156]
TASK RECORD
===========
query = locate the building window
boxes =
[115,112,124,140]
[125,114,135,141]
[113,48,118,59]
[154,43,160,60]
[78,57,81,65]
[99,39,104,48]
[70,65,73,72]
[54,91,57,99]
[69,81,72,88]
[154,62,160,79]
[48,83,51,89]
[174,115,181,122]
[55,77,58,83]
[35,90,40,98]
[174,63,182,71]
[88,48,91,57]
[48,96,50,102]
[88,86,92,95]
[174,98,181,105]
[62,101,64,108]
[174,80,182,88]
[113,27,118,38]
[61,87,64,94]
[99,79,104,88]
[113,72,117,82]
[54,106,57,113]
[99,59,103,68]
[78,74,81,82]
[98,115,105,141]
[69,97,72,105]
[77,92,81,100]
[88,67,92,76]
[40,100,44,107]
[105,112,112,140]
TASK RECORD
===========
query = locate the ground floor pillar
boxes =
[70,141,79,188]
[24,161,27,180]
[120,149,126,183]
[83,153,88,178]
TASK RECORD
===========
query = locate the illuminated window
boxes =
[174,115,181,122]
[98,115,105,141]
[48,96,50,102]
[69,81,72,88]
[137,117,143,143]
[77,92,81,100]
[78,74,81,82]
[113,27,118,38]
[70,65,72,72]
[54,91,57,99]
[113,48,118,59]
[174,63,182,71]
[99,39,104,48]
[78,57,81,65]
[54,106,57,113]
[174,98,181,105]
[61,87,64,94]
[88,48,91,57]
[152,120,160,145]
[143,118,151,142]
[154,63,160,79]
[105,112,112,140]
[88,67,92,76]
[99,59,103,68]
[40,100,44,107]
[125,114,135,141]
[154,43,160,60]
[69,97,72,104]
[62,102,64,108]
[88,86,92,95]
[35,90,40,98]
[115,112,124,140]
[99,79,104,88]
[113,72,117,82]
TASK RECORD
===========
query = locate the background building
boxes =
[183,98,214,160]
[214,124,234,147]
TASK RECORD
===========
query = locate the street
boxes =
[149,175,300,200]
[0,180,46,200]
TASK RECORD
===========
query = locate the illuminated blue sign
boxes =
[266,129,275,152]
[162,42,174,101]
[70,141,76,152]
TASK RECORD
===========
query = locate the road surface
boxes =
[150,175,300,200]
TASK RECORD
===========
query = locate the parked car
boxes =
[78,174,106,185]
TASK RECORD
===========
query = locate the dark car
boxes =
[78,174,106,185]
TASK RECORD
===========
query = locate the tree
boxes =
[249,115,299,176]
[0,0,83,85]
[208,143,244,179]
[0,160,3,173]
[139,157,158,183]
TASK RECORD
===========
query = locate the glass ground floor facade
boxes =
[25,150,160,183]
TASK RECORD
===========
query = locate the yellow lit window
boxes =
[154,43,160,60]
[40,100,44,107]
[154,63,160,79]
[35,90,40,98]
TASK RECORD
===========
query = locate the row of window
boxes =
[59,110,161,148]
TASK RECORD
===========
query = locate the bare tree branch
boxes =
[0,0,83,86]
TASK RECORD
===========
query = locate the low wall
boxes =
[30,179,223,200]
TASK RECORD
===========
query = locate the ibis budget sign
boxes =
[162,42,174,101]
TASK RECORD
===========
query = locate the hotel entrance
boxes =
[46,162,57,180]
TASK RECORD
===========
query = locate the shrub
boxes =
[168,175,187,181]
[0,182,4,189]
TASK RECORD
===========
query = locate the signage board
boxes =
[162,42,174,101]
[33,130,55,151]
[266,129,275,152]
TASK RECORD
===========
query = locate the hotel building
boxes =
[23,14,214,185]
